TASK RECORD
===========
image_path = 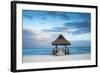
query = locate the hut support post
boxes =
[65,45,66,55]
[53,47,54,55]
[55,45,57,56]
[67,47,69,54]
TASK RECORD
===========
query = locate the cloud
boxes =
[23,10,70,22]
[42,27,74,33]
[64,21,90,29]
[66,33,91,41]
[23,29,52,49]
[22,29,38,49]
[23,14,33,20]
[42,20,90,35]
[42,27,66,32]
[46,11,70,20]
[70,40,91,47]
[64,21,91,34]
[23,29,35,37]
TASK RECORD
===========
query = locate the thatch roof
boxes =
[52,34,71,45]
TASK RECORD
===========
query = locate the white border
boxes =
[16,3,96,70]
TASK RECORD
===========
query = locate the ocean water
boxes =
[23,47,90,56]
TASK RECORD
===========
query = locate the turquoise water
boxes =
[23,47,90,56]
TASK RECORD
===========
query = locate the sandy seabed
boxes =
[23,54,91,63]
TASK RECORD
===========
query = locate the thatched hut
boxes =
[52,34,71,56]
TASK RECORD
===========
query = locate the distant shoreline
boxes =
[23,54,91,63]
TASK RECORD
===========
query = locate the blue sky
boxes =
[22,10,91,49]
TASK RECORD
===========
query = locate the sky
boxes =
[22,10,91,49]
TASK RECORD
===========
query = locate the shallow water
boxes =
[23,47,90,56]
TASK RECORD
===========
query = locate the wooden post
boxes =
[65,45,66,55]
[53,47,54,55]
[68,47,69,54]
[55,45,57,56]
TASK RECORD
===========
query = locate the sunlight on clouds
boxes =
[67,28,79,32]
[35,33,51,40]
[66,33,91,41]
[29,29,51,41]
